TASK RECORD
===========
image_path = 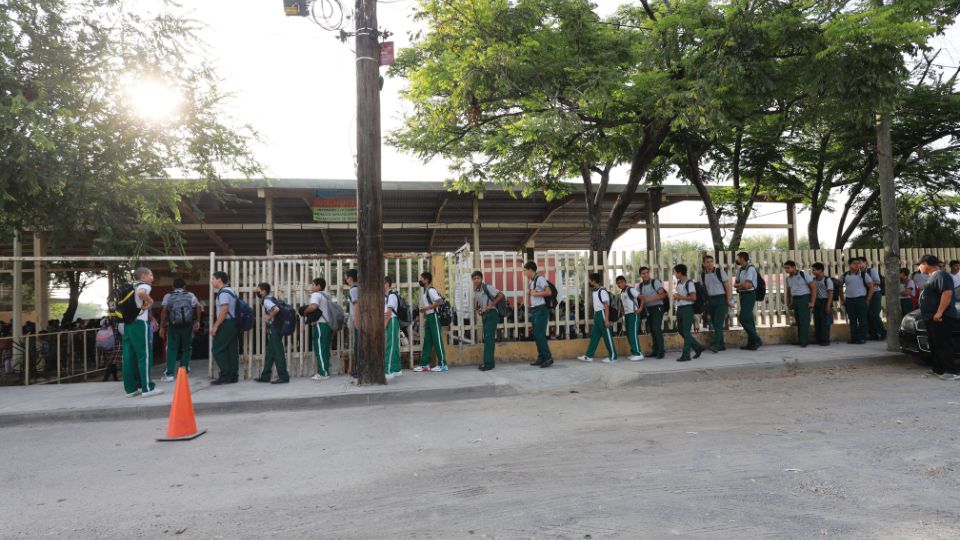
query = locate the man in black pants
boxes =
[917,254,959,379]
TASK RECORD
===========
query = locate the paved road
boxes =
[2,363,959,539]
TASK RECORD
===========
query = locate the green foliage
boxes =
[49,302,102,322]
[0,0,261,255]
[851,194,960,248]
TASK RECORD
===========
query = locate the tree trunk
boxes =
[60,272,81,327]
[579,163,608,254]
[836,189,880,248]
[681,137,725,250]
[876,111,901,351]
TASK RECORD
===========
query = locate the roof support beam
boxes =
[173,221,793,232]
[427,196,450,252]
[179,203,235,256]
[518,195,575,250]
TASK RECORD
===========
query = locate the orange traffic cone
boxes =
[157,367,206,442]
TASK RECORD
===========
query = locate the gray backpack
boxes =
[167,291,195,328]
[322,292,347,332]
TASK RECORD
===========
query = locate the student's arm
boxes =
[724,275,734,306]
[159,305,169,338]
[807,280,817,308]
[602,293,611,327]
[935,289,953,322]
[264,306,279,323]
[826,284,834,313]
[655,282,668,302]
[212,295,228,337]
[384,309,393,327]
[193,299,203,332]
[866,281,875,303]
[136,288,153,311]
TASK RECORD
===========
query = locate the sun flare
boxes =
[124,77,182,122]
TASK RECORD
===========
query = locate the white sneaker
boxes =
[629,355,645,362]
[577,355,594,362]
[142,388,164,398]
[394,370,403,377]
[311,374,329,381]
[125,390,142,398]
[600,357,614,363]
[413,365,427,372]
[430,366,448,372]
[939,373,960,381]
[160,375,175,382]
[385,373,395,380]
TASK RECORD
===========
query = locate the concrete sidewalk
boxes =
[0,341,910,426]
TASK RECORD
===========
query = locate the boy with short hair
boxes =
[383,276,402,379]
[811,263,834,346]
[473,271,504,371]
[843,259,873,344]
[673,264,705,362]
[302,277,332,380]
[701,255,733,353]
[122,267,163,398]
[734,252,762,350]
[578,273,617,363]
[638,267,668,359]
[210,271,240,385]
[159,277,201,382]
[784,260,816,347]
[616,275,644,361]
[898,268,917,317]
[253,282,289,384]
[859,258,887,341]
[416,271,448,372]
[345,269,361,380]
[524,261,554,368]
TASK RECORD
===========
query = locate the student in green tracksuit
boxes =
[811,263,835,346]
[858,258,887,340]
[416,272,448,372]
[784,260,817,347]
[210,271,240,385]
[898,268,917,319]
[700,256,733,353]
[842,259,873,344]
[672,264,705,362]
[638,266,668,359]
[616,275,644,361]
[734,252,762,350]
[473,271,504,371]
[159,277,202,382]
[302,277,332,381]
[253,282,289,384]
[121,267,164,398]
[524,261,554,368]
[345,269,361,380]
[383,276,402,379]
[578,272,618,363]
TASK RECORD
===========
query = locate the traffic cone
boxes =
[157,366,206,442]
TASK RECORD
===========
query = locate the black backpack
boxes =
[166,290,195,328]
[482,284,509,319]
[690,280,708,315]
[267,297,299,337]
[603,289,622,321]
[390,291,412,327]
[428,287,453,326]
[108,282,141,324]
[532,276,559,310]
[741,265,766,302]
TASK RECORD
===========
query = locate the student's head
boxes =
[899,268,910,280]
[673,264,687,278]
[616,275,627,291]
[919,254,941,275]
[783,260,797,276]
[847,259,860,272]
[639,266,650,281]
[211,271,228,289]
[172,277,186,289]
[702,255,715,271]
[471,271,483,288]
[345,269,358,285]
[811,262,825,277]
[384,275,394,293]
[588,272,601,286]
[857,257,867,270]
[255,282,271,299]
[523,261,537,279]
[419,272,432,288]
[134,267,154,285]
[736,252,749,265]
[311,277,326,292]
[950,260,960,274]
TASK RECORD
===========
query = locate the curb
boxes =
[0,352,911,427]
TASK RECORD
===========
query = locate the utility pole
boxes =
[354,0,386,384]
[873,0,901,352]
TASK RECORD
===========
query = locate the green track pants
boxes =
[312,322,331,376]
[164,325,193,376]
[122,319,154,394]
[586,311,617,360]
[482,310,499,368]
[419,312,447,367]
[260,324,289,381]
[212,318,239,380]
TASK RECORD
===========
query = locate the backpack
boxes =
[95,326,116,349]
[603,289,622,321]
[322,292,347,332]
[866,268,885,292]
[829,277,844,303]
[532,276,559,310]
[267,297,298,337]
[641,279,670,311]
[751,266,767,302]
[690,280,708,315]
[220,288,254,332]
[390,291,412,327]
[428,287,453,326]
[166,290,195,328]
[482,284,509,319]
[108,282,141,324]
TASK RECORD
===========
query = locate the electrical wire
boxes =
[310,0,346,31]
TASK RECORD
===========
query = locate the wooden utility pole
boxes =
[355,0,386,384]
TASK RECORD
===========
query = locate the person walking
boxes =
[784,261,816,347]
[578,273,618,363]
[673,264,704,362]
[383,276,403,379]
[616,275,644,361]
[253,282,289,384]
[345,269,361,380]
[302,277,332,381]
[917,254,959,378]
[415,272,448,373]
[638,266,668,359]
[734,252,762,350]
[122,267,163,398]
[701,256,733,353]
[811,263,834,346]
[159,278,201,382]
[524,261,554,368]
[899,268,917,317]
[860,258,887,341]
[473,271,504,371]
[210,271,240,385]
[842,259,872,345]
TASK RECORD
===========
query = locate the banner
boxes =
[311,189,357,222]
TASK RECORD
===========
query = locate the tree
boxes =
[851,194,960,249]
[50,270,98,326]
[1,0,261,255]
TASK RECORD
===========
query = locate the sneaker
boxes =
[430,365,448,372]
[413,365,428,372]
[939,373,960,381]
[600,357,614,363]
[142,388,164,398]
[385,373,396,380]
[576,355,594,362]
[311,374,329,381]
[629,355,644,361]
[394,370,403,377]
[125,390,142,398]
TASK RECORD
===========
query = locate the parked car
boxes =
[899,304,960,358]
